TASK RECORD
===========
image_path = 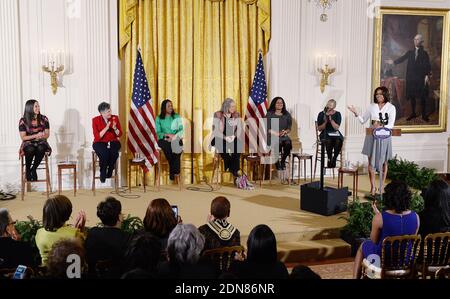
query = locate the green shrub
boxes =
[14,216,42,246]
[388,156,438,190]
[121,214,144,234]
[341,199,374,239]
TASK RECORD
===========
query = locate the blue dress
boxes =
[362,211,418,259]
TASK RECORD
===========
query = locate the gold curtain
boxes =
[119,0,271,185]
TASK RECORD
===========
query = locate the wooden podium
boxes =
[366,128,402,137]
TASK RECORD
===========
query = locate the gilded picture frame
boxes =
[372,7,449,133]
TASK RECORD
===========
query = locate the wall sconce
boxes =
[315,53,337,93]
[41,50,65,95]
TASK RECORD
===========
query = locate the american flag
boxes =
[245,52,268,153]
[127,49,159,171]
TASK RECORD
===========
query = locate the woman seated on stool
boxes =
[265,97,292,170]
[92,102,122,183]
[211,98,243,178]
[317,99,343,168]
[19,99,51,181]
[156,99,184,181]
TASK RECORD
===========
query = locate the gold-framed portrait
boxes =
[372,7,449,133]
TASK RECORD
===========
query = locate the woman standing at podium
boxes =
[348,86,396,196]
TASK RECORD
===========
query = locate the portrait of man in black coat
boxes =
[386,34,432,122]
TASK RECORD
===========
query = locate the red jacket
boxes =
[92,115,123,143]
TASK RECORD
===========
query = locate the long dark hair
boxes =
[23,99,41,126]
[373,86,390,104]
[422,179,450,226]
[159,99,175,120]
[143,198,177,238]
[268,97,287,114]
[246,224,278,264]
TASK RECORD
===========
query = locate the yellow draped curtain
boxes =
[119,0,271,184]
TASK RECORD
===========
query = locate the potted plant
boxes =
[14,216,43,265]
[121,214,144,234]
[340,199,374,256]
[388,156,438,190]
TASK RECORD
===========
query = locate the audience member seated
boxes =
[142,198,180,255]
[229,224,289,279]
[85,197,131,278]
[419,179,450,237]
[353,181,420,278]
[35,195,86,265]
[199,196,240,251]
[158,224,217,279]
[0,209,39,269]
[121,233,161,279]
[46,238,85,279]
[289,265,321,279]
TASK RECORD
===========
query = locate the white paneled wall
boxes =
[268,0,450,175]
[0,0,118,191]
[0,0,448,191]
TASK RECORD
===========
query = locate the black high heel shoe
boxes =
[26,169,33,181]
[31,169,38,181]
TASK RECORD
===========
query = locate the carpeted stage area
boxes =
[1,175,372,265]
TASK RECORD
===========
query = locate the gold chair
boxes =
[435,267,450,279]
[20,152,52,201]
[313,121,342,180]
[362,235,422,279]
[421,232,450,279]
[203,246,245,272]
[92,151,119,196]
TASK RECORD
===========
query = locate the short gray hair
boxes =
[167,224,205,265]
[221,98,235,114]
[0,208,11,236]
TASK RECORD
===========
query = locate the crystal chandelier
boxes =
[309,0,338,22]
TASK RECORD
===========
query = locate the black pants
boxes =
[158,139,182,177]
[323,137,343,165]
[279,139,292,168]
[220,153,240,176]
[23,143,48,174]
[93,141,121,180]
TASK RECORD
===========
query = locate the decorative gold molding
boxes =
[372,7,449,133]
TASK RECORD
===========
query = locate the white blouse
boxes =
[357,102,397,129]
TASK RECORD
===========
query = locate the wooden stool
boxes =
[92,151,119,196]
[261,154,290,186]
[211,152,224,187]
[244,155,263,187]
[156,150,183,191]
[57,162,77,196]
[291,153,313,184]
[128,159,147,192]
[20,152,52,201]
[338,167,358,199]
